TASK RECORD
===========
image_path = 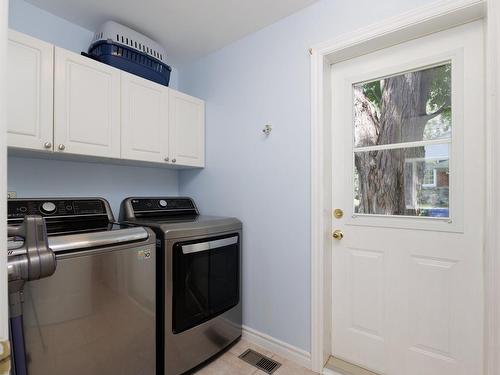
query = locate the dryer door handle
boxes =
[181,236,238,255]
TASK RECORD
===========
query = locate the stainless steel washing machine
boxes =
[119,197,242,375]
[8,197,157,375]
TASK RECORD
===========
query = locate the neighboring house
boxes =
[405,156,449,217]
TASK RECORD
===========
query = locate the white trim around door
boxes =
[0,0,9,365]
[484,1,500,374]
[309,0,500,373]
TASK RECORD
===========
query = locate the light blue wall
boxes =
[178,0,436,352]
[8,157,179,218]
[9,0,93,54]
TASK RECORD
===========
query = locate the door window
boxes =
[352,63,452,218]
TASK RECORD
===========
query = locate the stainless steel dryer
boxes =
[119,197,242,375]
[8,198,157,375]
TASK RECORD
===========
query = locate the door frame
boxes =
[0,0,8,364]
[309,0,499,373]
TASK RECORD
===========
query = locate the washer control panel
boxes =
[8,199,107,219]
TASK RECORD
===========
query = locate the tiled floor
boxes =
[193,339,318,375]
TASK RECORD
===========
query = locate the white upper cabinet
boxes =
[169,89,205,167]
[8,32,205,168]
[7,30,54,151]
[121,72,169,163]
[54,47,121,158]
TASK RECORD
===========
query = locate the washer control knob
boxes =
[41,201,57,214]
[159,199,168,208]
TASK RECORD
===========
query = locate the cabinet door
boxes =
[54,47,120,158]
[121,73,169,162]
[169,89,205,167]
[7,30,53,151]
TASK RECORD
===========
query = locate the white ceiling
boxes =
[26,0,318,66]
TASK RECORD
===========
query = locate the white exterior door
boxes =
[54,47,120,158]
[121,72,169,163]
[169,89,205,167]
[7,30,53,151]
[331,21,484,375]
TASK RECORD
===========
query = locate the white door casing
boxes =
[54,47,120,158]
[7,30,53,151]
[0,0,8,348]
[485,2,500,375]
[121,72,169,163]
[169,89,205,167]
[331,21,483,375]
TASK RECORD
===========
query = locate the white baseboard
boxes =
[241,325,312,370]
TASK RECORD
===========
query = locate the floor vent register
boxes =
[239,349,282,374]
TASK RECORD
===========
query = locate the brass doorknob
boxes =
[333,230,344,240]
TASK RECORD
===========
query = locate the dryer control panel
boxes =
[131,198,196,211]
[121,197,199,220]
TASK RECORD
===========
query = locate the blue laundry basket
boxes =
[88,41,171,86]
[87,21,172,86]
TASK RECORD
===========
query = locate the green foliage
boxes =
[427,64,452,122]
[425,64,452,138]
[362,81,382,116]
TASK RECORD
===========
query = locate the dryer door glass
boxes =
[172,234,240,334]
[210,242,239,315]
[172,246,210,333]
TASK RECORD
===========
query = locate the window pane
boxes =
[353,63,452,148]
[354,144,449,217]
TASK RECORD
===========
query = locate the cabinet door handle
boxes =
[58,144,65,151]
[172,158,176,163]
[44,142,52,149]
[164,157,169,162]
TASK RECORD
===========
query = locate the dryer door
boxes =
[172,234,240,334]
